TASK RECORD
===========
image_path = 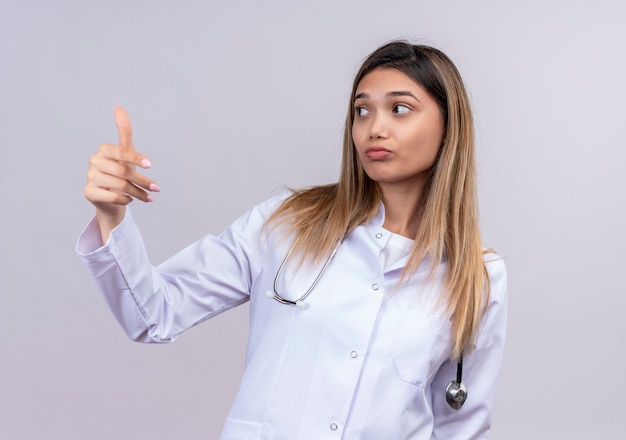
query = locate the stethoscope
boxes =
[265,237,342,309]
[265,238,468,409]
[445,356,467,409]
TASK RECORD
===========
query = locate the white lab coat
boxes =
[77,194,507,439]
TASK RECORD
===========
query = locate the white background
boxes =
[1,0,624,438]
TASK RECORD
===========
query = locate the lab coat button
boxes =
[330,423,338,431]
[350,351,358,358]
[375,232,383,239]
[371,283,379,291]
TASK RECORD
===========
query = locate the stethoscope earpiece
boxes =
[295,300,309,309]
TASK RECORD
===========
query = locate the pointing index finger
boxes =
[114,105,135,150]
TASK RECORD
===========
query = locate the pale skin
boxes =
[86,69,443,243]
[352,68,445,238]
[84,105,160,245]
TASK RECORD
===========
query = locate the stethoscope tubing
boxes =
[268,238,342,307]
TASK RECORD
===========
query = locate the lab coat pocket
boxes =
[220,418,263,439]
[392,318,452,388]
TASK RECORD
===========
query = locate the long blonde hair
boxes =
[266,41,489,359]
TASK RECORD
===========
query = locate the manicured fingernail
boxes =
[141,158,151,168]
[149,183,161,192]
[146,194,154,203]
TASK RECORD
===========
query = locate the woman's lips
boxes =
[365,147,391,160]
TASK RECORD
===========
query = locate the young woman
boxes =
[78,41,507,439]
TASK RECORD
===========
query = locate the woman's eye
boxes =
[355,107,369,116]
[393,104,410,114]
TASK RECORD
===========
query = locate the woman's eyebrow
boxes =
[354,91,420,101]
[388,90,420,101]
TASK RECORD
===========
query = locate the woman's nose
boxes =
[368,114,388,139]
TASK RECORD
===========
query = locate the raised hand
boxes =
[84,106,160,243]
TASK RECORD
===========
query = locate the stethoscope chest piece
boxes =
[445,380,467,409]
[445,355,467,409]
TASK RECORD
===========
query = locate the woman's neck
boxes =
[380,183,424,239]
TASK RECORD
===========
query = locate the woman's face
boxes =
[352,67,445,191]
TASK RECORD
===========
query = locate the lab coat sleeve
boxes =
[76,196,285,343]
[430,256,508,440]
